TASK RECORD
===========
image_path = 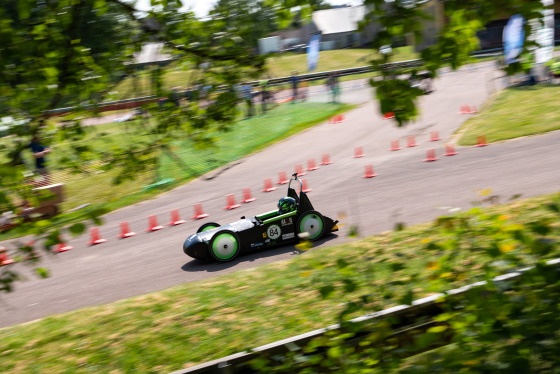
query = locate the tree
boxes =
[0,0,318,293]
[209,0,279,49]
[363,0,546,126]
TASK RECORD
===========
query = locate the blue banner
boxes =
[503,14,525,65]
[307,33,321,72]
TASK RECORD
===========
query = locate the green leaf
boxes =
[42,67,58,80]
[68,223,86,236]
[394,222,406,231]
[319,285,335,299]
[343,279,357,293]
[389,261,406,272]
[546,202,559,213]
[400,290,413,305]
[427,325,448,334]
[336,258,349,269]
[35,267,50,278]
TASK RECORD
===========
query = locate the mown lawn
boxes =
[457,84,560,145]
[1,191,558,373]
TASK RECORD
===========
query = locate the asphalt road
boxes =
[1,61,559,328]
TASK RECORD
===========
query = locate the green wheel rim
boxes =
[299,213,324,241]
[201,224,218,232]
[211,232,239,260]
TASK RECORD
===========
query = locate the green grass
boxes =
[60,102,351,211]
[1,191,558,373]
[457,84,560,145]
[159,101,353,181]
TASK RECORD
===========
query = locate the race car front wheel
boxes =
[197,222,221,233]
[297,210,325,241]
[209,230,240,262]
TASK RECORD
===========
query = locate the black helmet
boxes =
[277,197,297,213]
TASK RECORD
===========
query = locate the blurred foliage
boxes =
[250,198,560,373]
[363,0,547,126]
[0,0,316,293]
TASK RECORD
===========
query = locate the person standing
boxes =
[240,84,254,118]
[326,73,340,103]
[259,79,269,114]
[29,135,51,185]
[290,71,299,102]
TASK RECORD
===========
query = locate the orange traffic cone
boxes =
[191,203,209,220]
[320,153,333,165]
[0,247,15,266]
[406,136,417,147]
[444,144,458,156]
[146,215,164,232]
[241,188,257,203]
[475,135,488,147]
[262,178,277,192]
[335,114,345,123]
[362,164,378,178]
[168,209,186,226]
[294,164,307,176]
[383,112,394,120]
[119,221,136,238]
[88,227,107,245]
[307,158,319,171]
[302,179,312,193]
[277,171,289,184]
[354,146,365,158]
[430,131,441,141]
[424,149,438,162]
[223,194,241,210]
[390,140,401,151]
[53,239,73,253]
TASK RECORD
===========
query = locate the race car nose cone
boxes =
[183,234,209,261]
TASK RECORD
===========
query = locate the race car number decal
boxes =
[267,224,281,240]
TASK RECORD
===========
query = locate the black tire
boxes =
[209,230,241,262]
[296,210,325,241]
[197,222,220,233]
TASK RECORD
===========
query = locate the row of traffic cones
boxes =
[79,209,192,246]
[389,131,441,152]
[422,136,487,162]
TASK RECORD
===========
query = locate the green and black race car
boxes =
[183,174,339,262]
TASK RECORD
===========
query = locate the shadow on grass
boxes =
[181,233,339,273]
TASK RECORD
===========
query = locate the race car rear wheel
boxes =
[209,230,240,262]
[297,210,325,241]
[197,222,220,233]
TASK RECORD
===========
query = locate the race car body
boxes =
[183,175,338,262]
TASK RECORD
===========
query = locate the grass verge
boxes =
[1,191,559,373]
[457,84,560,145]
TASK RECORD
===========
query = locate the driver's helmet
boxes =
[277,197,297,213]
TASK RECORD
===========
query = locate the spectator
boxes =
[239,84,254,118]
[326,73,340,103]
[290,71,299,102]
[259,79,269,114]
[29,134,51,185]
[298,80,309,101]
